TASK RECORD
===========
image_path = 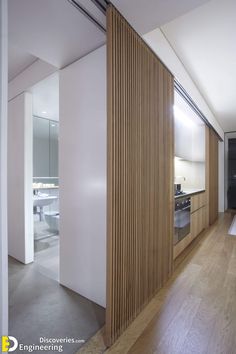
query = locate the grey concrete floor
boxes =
[9,241,105,354]
[34,235,60,281]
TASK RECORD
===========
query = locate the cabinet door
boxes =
[174,98,205,162]
[191,211,198,239]
[198,207,203,235]
[191,194,200,213]
[201,206,207,231]
[199,192,206,209]
[191,192,206,213]
[191,206,206,240]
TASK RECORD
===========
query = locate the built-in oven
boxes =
[174,197,191,245]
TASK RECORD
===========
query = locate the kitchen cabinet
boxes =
[191,205,206,239]
[174,192,206,259]
[175,108,205,162]
[191,192,206,213]
[191,192,206,239]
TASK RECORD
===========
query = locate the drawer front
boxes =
[191,205,207,240]
[191,192,206,213]
[199,193,206,209]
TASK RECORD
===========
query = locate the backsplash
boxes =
[175,159,205,190]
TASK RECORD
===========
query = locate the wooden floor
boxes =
[78,211,236,354]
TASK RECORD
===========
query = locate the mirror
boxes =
[33,116,59,178]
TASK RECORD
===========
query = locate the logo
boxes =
[1,336,18,352]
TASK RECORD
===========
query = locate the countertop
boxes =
[33,186,59,190]
[175,189,205,199]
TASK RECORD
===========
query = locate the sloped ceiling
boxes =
[111,0,210,34]
[9,0,235,133]
[8,45,37,82]
[8,0,106,73]
[161,0,236,132]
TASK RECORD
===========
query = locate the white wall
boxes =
[8,59,56,101]
[59,45,106,307]
[0,0,8,336]
[8,92,34,264]
[143,29,224,140]
[175,160,205,190]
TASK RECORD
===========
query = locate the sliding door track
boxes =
[67,0,108,33]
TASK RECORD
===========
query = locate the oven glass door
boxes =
[174,206,190,245]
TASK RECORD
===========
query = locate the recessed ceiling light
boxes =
[42,111,47,114]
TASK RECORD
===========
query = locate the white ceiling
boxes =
[8,45,37,82]
[30,73,59,121]
[111,0,210,35]
[161,0,236,132]
[8,0,235,133]
[8,0,106,71]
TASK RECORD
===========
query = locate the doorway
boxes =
[7,1,106,351]
[8,68,106,353]
[227,137,236,209]
[225,132,236,210]
[31,73,60,281]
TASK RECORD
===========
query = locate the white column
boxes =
[0,0,8,336]
[8,92,34,264]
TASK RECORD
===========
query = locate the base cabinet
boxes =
[191,205,206,239]
[174,192,207,259]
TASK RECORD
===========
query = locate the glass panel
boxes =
[49,121,59,177]
[33,116,50,177]
[33,115,59,188]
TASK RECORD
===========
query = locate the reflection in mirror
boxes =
[33,116,59,178]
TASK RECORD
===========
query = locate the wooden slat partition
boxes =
[208,127,219,224]
[106,5,174,346]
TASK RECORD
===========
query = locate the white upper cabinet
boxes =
[174,92,205,162]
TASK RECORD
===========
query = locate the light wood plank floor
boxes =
[78,211,236,354]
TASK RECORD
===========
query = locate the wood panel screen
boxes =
[208,128,219,224]
[106,5,174,345]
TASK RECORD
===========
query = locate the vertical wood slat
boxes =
[106,5,174,346]
[209,128,219,224]
[205,126,219,226]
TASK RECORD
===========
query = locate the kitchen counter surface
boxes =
[175,189,205,199]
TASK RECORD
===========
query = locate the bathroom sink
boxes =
[33,195,58,208]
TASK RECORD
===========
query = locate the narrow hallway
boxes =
[99,212,236,354]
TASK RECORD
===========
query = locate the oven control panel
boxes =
[175,197,191,211]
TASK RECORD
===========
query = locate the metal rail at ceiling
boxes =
[174,80,223,141]
[68,1,222,141]
[66,0,109,32]
[90,0,109,14]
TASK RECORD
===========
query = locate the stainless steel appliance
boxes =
[174,197,191,245]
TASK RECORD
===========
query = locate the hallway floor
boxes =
[34,235,59,281]
[9,254,105,354]
[79,211,236,354]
